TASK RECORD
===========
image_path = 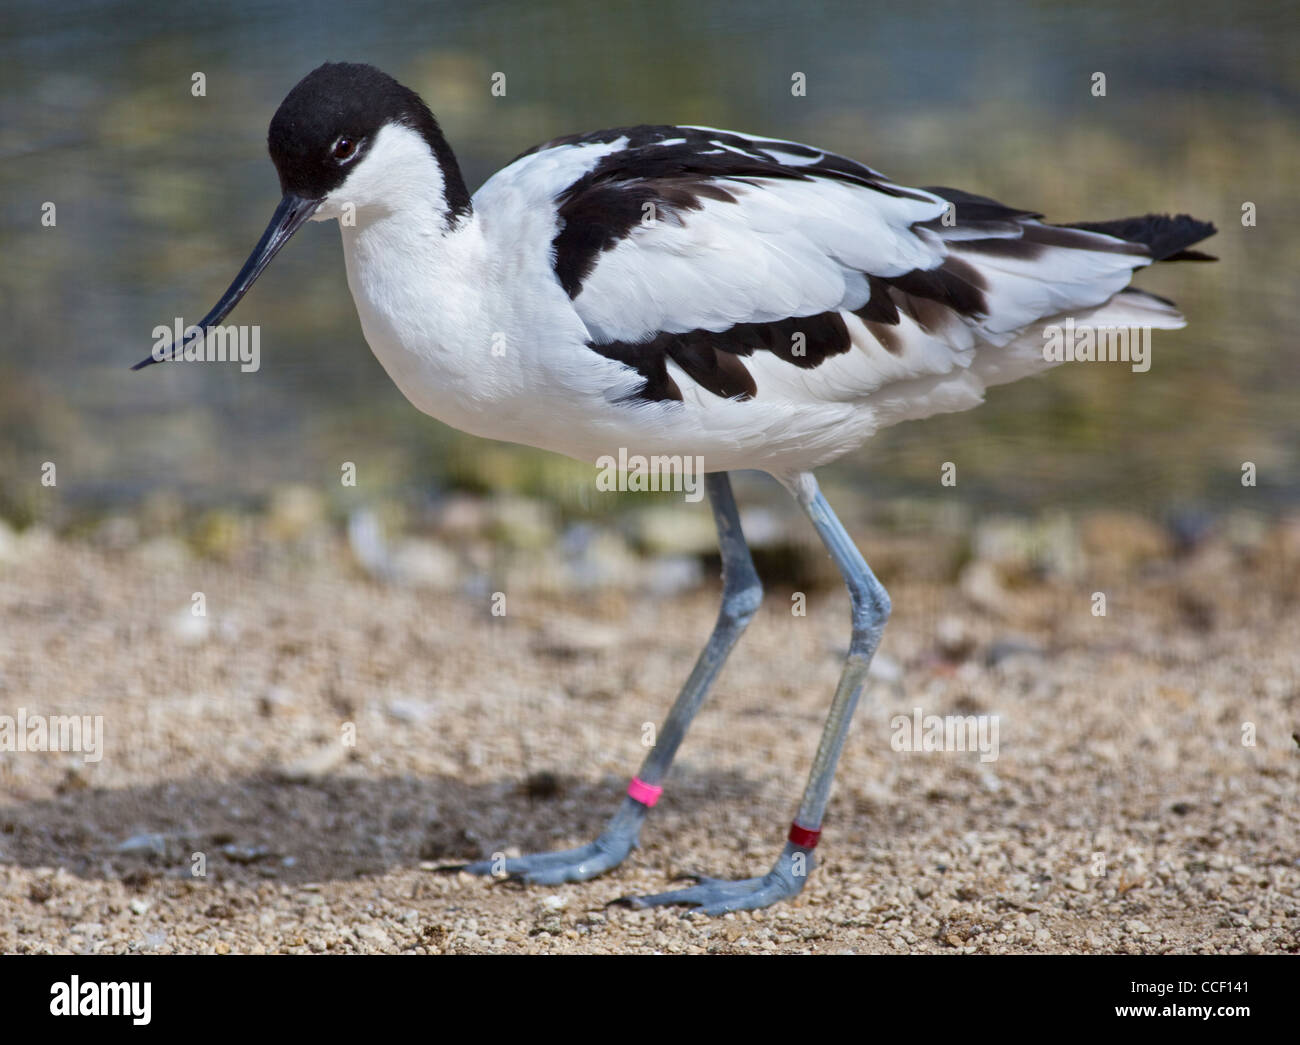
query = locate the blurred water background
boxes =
[2,0,1297,535]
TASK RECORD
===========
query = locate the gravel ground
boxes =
[1,516,1297,954]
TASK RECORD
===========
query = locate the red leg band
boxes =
[788,822,822,849]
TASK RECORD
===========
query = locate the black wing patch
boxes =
[552,178,736,298]
[537,125,934,298]
[592,312,852,403]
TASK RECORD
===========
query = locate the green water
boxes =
[2,0,1297,522]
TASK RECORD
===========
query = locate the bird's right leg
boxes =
[447,471,762,885]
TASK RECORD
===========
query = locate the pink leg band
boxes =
[627,777,664,808]
[788,822,822,849]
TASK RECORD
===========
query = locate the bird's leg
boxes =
[625,472,889,914]
[449,471,762,885]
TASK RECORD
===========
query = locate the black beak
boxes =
[132,193,321,370]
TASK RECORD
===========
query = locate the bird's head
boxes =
[267,61,470,224]
[134,61,469,370]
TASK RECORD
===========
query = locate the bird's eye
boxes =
[332,137,358,161]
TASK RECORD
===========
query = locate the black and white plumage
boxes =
[136,63,1216,915]
[474,122,1213,476]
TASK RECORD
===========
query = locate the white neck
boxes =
[326,122,610,450]
[339,205,514,427]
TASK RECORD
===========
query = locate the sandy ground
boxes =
[0,519,1297,955]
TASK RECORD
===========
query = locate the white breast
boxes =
[338,190,643,462]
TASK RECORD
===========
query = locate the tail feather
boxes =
[1062,214,1217,262]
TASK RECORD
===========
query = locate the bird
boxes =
[134,61,1216,915]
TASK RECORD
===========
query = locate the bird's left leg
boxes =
[624,472,888,914]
